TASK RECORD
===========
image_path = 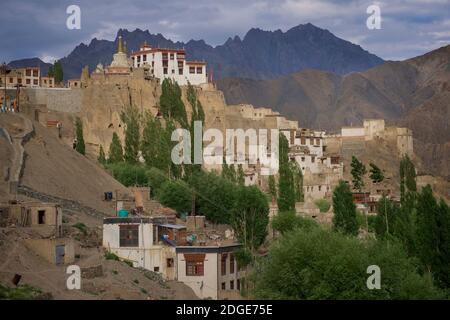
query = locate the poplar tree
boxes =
[416,185,450,289]
[108,132,123,164]
[237,164,245,186]
[53,60,64,84]
[268,175,277,202]
[98,145,106,165]
[369,163,384,183]
[332,181,359,236]
[75,117,85,155]
[277,134,295,211]
[121,105,140,164]
[350,156,366,192]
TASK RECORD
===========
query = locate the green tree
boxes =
[332,181,359,236]
[159,78,187,127]
[350,156,366,191]
[107,163,148,187]
[53,60,64,84]
[375,196,397,239]
[158,180,192,216]
[47,65,54,77]
[292,162,304,202]
[98,145,106,165]
[251,227,443,299]
[277,134,295,211]
[74,117,85,155]
[237,164,245,186]
[268,175,277,203]
[146,167,168,197]
[416,185,450,289]
[400,154,417,205]
[187,170,236,224]
[272,211,317,235]
[108,132,123,164]
[231,186,269,252]
[121,105,140,164]
[369,163,384,183]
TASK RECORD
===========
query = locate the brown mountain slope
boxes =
[217,45,450,178]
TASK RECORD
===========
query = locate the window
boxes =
[179,68,183,75]
[162,53,168,60]
[137,56,141,62]
[38,210,46,224]
[26,69,31,76]
[316,138,320,145]
[301,137,306,145]
[167,258,174,267]
[230,280,234,290]
[319,185,322,191]
[301,157,305,162]
[119,224,139,247]
[170,53,174,60]
[163,68,168,74]
[221,282,226,290]
[172,69,175,74]
[143,55,147,62]
[311,157,315,163]
[154,267,160,272]
[33,70,38,77]
[9,78,13,83]
[18,79,22,84]
[189,66,195,74]
[26,79,31,84]
[185,254,205,276]
[237,279,241,290]
[221,253,227,275]
[310,138,314,145]
[230,254,235,274]
[196,67,202,74]
[186,261,204,276]
[33,79,38,85]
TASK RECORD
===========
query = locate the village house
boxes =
[102,216,186,280]
[102,215,243,299]
[176,244,244,300]
[0,200,75,265]
[131,41,207,85]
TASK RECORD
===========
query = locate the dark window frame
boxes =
[119,224,139,247]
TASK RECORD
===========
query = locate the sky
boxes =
[0,0,449,63]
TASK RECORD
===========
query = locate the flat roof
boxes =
[156,223,186,230]
[176,244,242,253]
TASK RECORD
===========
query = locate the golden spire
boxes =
[118,36,123,53]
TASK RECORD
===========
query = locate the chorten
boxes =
[106,36,131,75]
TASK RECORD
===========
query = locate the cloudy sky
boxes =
[1,0,449,63]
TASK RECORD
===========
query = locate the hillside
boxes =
[9,23,383,80]
[0,113,198,300]
[217,45,450,179]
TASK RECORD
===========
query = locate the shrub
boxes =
[107,163,148,187]
[72,222,88,235]
[104,252,120,261]
[314,199,331,213]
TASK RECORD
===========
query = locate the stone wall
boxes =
[23,88,83,113]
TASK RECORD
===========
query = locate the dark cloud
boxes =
[0,0,449,63]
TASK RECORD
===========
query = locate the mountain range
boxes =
[217,45,450,179]
[8,23,383,80]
